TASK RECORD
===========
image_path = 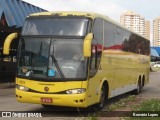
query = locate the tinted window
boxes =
[90,45,101,77]
[22,18,89,36]
[104,21,115,49]
[115,26,123,49]
[122,29,131,52]
[93,18,103,47]
[127,34,150,55]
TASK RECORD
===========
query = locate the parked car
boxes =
[150,62,155,71]
[154,61,160,67]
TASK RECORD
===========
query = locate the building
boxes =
[120,10,150,40]
[153,17,160,46]
[145,21,150,40]
[0,0,47,82]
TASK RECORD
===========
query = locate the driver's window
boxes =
[90,45,102,77]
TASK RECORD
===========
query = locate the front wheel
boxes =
[94,85,106,111]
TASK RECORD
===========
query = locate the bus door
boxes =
[87,44,103,105]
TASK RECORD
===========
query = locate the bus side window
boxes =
[90,45,101,77]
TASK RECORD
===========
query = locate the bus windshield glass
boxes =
[18,38,87,80]
[22,17,89,36]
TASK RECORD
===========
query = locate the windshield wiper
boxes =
[39,42,42,55]
[50,54,65,78]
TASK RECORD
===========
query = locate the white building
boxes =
[153,17,160,46]
[120,10,150,40]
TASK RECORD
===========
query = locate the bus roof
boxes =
[29,11,149,41]
[29,11,99,19]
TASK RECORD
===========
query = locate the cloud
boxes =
[22,0,126,22]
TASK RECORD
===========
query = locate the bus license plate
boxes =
[41,98,52,103]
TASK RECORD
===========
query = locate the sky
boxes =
[22,0,160,44]
[22,0,160,21]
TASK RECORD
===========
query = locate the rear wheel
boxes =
[141,77,145,92]
[133,79,142,95]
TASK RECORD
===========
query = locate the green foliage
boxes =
[127,98,160,120]
[133,98,160,111]
[77,115,97,120]
[108,95,136,111]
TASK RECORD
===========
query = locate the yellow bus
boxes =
[3,11,150,110]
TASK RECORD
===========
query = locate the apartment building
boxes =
[153,17,160,46]
[120,10,150,40]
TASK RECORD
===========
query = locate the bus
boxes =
[3,11,150,110]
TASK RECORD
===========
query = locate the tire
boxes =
[133,80,142,95]
[94,85,106,111]
[141,78,145,92]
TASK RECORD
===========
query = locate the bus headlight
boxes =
[16,85,29,91]
[66,88,86,94]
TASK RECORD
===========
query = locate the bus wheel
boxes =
[94,85,106,111]
[133,80,142,95]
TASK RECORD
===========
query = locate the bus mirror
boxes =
[83,33,93,57]
[3,33,18,55]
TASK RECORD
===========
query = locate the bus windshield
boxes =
[18,17,90,80]
[22,17,89,36]
[18,37,87,80]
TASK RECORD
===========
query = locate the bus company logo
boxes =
[19,80,25,84]
[44,87,49,92]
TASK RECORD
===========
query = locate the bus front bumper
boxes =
[16,89,88,108]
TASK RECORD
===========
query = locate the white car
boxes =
[154,62,160,67]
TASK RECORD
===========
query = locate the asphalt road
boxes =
[140,71,160,98]
[0,71,159,119]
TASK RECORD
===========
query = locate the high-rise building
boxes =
[145,21,150,40]
[120,10,150,40]
[153,17,160,46]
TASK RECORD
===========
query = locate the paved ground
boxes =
[0,71,159,120]
[140,71,160,98]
